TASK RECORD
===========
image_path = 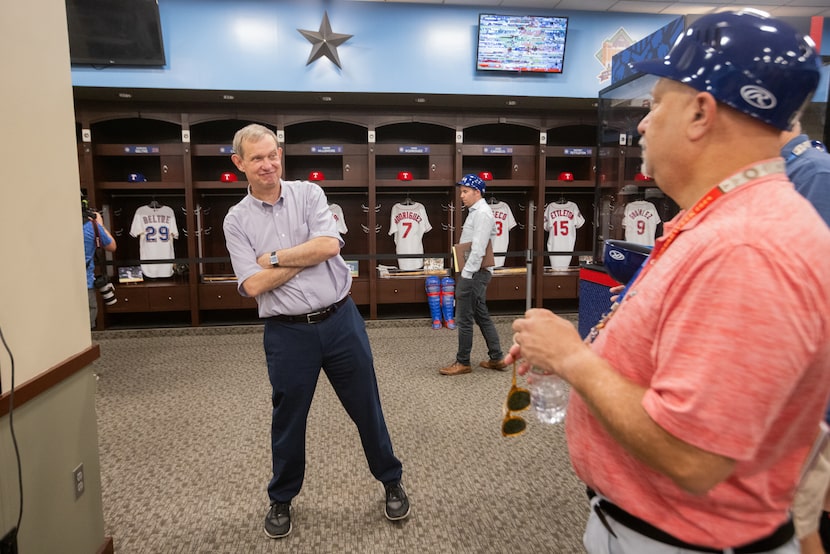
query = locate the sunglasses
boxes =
[501,362,531,437]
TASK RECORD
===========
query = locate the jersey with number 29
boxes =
[130,204,179,278]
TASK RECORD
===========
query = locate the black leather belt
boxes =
[270,296,348,324]
[586,488,794,553]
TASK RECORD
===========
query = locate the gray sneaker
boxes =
[264,502,292,539]
[384,482,411,521]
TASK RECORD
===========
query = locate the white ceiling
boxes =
[349,0,830,18]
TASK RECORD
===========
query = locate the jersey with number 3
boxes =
[389,202,432,270]
[544,201,585,269]
[489,201,517,267]
[130,204,180,278]
[623,200,661,247]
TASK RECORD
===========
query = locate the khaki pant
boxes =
[794,439,830,538]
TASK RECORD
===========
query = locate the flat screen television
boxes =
[66,0,166,66]
[476,13,569,74]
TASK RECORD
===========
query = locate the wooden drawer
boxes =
[376,279,423,303]
[492,275,527,300]
[106,286,149,312]
[343,155,367,182]
[512,155,536,180]
[348,279,369,305]
[147,285,191,311]
[198,283,243,309]
[542,275,578,298]
[429,155,453,180]
[161,155,184,182]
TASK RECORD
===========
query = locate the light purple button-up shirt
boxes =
[223,180,351,318]
[459,197,497,279]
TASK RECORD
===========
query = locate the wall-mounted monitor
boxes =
[66,0,166,67]
[476,13,569,74]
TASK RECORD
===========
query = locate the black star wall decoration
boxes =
[297,11,353,69]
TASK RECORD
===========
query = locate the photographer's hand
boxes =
[93,213,117,252]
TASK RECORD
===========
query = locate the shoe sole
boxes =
[439,368,471,375]
[385,505,411,521]
[264,522,292,539]
[479,362,507,371]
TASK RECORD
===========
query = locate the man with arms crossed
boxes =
[224,124,409,540]
[507,10,830,553]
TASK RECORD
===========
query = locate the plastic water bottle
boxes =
[529,369,568,424]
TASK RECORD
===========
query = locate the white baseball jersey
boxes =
[130,204,179,278]
[328,203,348,235]
[623,200,661,247]
[388,201,432,270]
[489,200,517,267]
[544,201,585,269]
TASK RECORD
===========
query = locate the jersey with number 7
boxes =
[389,202,432,270]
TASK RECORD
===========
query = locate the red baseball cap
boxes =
[478,171,493,181]
[559,172,575,181]
[397,171,413,181]
[220,172,238,182]
[309,171,325,181]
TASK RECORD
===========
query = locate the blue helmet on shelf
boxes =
[603,240,652,286]
[632,9,820,131]
[127,172,148,182]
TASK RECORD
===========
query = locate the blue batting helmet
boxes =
[633,9,820,131]
[603,240,652,286]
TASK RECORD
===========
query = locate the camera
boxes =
[93,275,117,306]
[81,195,99,222]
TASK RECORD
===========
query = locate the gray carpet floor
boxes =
[92,314,588,553]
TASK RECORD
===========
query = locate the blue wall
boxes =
[70,0,679,99]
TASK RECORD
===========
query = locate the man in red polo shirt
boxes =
[507,10,830,553]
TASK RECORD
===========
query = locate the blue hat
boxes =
[127,172,148,182]
[457,174,486,193]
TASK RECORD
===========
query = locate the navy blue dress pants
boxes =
[262,297,402,503]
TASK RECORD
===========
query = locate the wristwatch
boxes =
[269,251,280,267]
